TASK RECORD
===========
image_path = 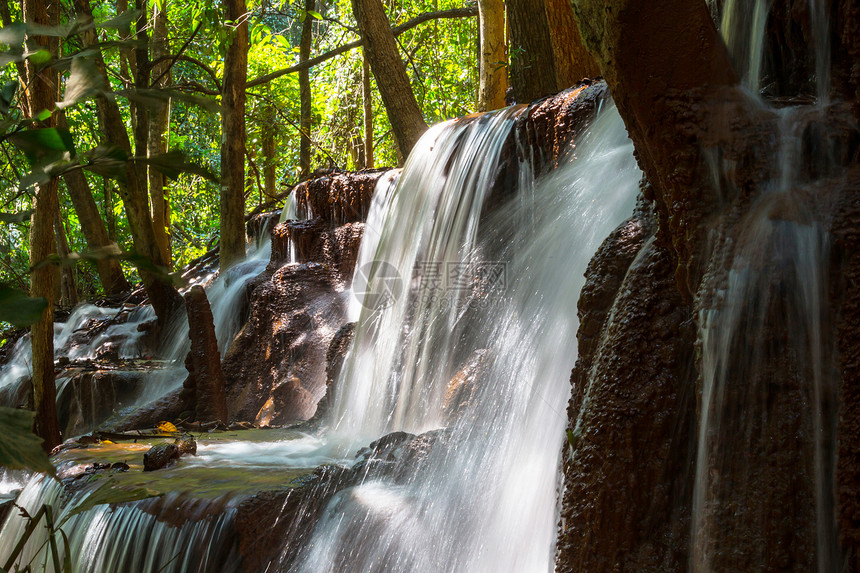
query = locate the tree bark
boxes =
[219,0,248,271]
[351,0,427,161]
[57,112,130,295]
[261,104,277,199]
[477,0,506,111]
[298,0,314,178]
[507,0,557,102]
[53,206,78,307]
[362,50,374,168]
[544,0,599,87]
[133,0,150,203]
[148,0,171,267]
[24,0,61,452]
[75,0,183,325]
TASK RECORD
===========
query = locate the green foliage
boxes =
[0,406,54,474]
[0,0,480,292]
[0,286,47,327]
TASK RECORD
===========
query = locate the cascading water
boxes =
[692,1,840,570]
[295,101,641,572]
[2,475,239,573]
[1,97,642,572]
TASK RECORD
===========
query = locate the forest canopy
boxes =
[0,0,481,304]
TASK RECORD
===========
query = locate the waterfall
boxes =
[0,475,239,573]
[692,3,840,570]
[296,101,641,572]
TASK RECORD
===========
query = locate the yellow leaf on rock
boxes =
[157,421,178,434]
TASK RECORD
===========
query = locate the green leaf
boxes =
[26,48,51,65]
[0,285,48,327]
[0,209,34,223]
[98,9,141,30]
[307,10,322,19]
[144,149,219,183]
[59,56,105,108]
[0,407,55,475]
[80,144,129,181]
[118,88,220,113]
[0,23,25,46]
[8,128,76,164]
[34,109,51,122]
[0,81,17,114]
[64,479,158,519]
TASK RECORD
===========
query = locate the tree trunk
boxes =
[351,0,427,161]
[298,0,314,178]
[148,0,171,267]
[57,112,130,295]
[133,0,150,204]
[24,0,61,452]
[220,0,248,271]
[53,206,78,307]
[477,0,506,111]
[104,178,116,242]
[506,0,558,102]
[261,105,277,198]
[75,0,183,326]
[362,50,374,168]
[544,0,599,87]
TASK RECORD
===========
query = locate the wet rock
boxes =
[443,349,488,421]
[234,429,448,572]
[143,443,179,471]
[831,166,860,569]
[355,431,416,463]
[246,210,281,240]
[515,80,609,174]
[557,231,696,572]
[293,170,387,225]
[107,388,189,433]
[175,434,197,457]
[221,262,347,426]
[235,464,354,572]
[307,322,356,426]
[183,285,229,424]
[270,219,365,281]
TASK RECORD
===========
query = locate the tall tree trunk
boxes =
[57,112,130,295]
[24,0,61,452]
[477,0,506,111]
[362,50,374,168]
[298,0,314,178]
[53,206,78,307]
[351,0,427,161]
[133,0,149,201]
[544,0,599,88]
[506,0,558,102]
[219,0,248,270]
[261,104,277,199]
[104,178,116,242]
[148,0,170,267]
[75,0,183,326]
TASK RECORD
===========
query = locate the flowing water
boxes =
[296,102,640,572]
[0,100,641,571]
[692,1,839,570]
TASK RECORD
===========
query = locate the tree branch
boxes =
[150,20,204,86]
[152,53,222,91]
[246,6,477,88]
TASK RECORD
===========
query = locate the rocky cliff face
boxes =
[220,171,385,426]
